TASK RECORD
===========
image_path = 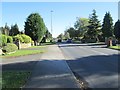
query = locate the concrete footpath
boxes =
[24,44,80,88]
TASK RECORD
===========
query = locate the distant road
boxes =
[59,43,119,88]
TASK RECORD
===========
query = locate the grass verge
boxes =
[1,46,46,58]
[109,45,120,50]
[2,71,31,89]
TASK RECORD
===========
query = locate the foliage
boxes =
[13,34,24,43]
[57,33,64,40]
[114,20,120,39]
[66,27,76,39]
[2,34,7,46]
[7,36,13,43]
[2,43,18,53]
[64,31,70,39]
[13,34,32,43]
[21,34,32,43]
[74,17,89,37]
[0,23,10,35]
[101,12,114,39]
[9,24,19,36]
[87,9,101,41]
[24,13,46,44]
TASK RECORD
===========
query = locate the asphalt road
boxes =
[59,43,119,88]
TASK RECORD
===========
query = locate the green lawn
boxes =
[2,71,31,89]
[110,45,120,50]
[1,46,46,58]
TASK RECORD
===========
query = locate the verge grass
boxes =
[2,71,31,89]
[109,45,120,50]
[1,46,46,58]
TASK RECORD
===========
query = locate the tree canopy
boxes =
[24,13,46,44]
[114,20,120,39]
[9,24,19,36]
[101,12,114,39]
[87,9,101,41]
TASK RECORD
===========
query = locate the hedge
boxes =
[21,34,31,43]
[2,43,18,53]
[13,35,24,43]
[7,36,13,43]
[13,34,32,43]
[2,34,7,46]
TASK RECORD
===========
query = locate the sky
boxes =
[1,2,118,38]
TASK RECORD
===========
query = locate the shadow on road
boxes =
[2,54,119,89]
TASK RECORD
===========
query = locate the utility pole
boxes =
[51,10,53,36]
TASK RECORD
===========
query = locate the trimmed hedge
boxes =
[7,36,13,43]
[21,34,31,43]
[2,43,18,53]
[2,34,7,46]
[13,34,32,43]
[13,35,24,43]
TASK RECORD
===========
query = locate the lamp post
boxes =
[51,10,53,37]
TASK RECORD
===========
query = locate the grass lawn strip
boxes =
[110,45,120,50]
[1,46,46,58]
[2,71,31,88]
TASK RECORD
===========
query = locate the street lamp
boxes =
[51,10,53,37]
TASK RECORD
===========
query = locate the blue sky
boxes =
[2,2,118,38]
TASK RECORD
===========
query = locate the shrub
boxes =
[7,36,13,43]
[2,43,18,53]
[21,34,31,43]
[13,35,24,43]
[2,34,7,46]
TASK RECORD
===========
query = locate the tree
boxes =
[64,31,70,40]
[87,9,101,42]
[114,20,120,40]
[0,23,10,35]
[74,18,89,37]
[101,12,114,39]
[66,27,76,39]
[9,24,19,36]
[24,13,46,45]
[57,33,64,40]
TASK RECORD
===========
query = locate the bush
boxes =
[13,35,24,43]
[2,43,18,53]
[21,34,31,43]
[2,34,7,46]
[7,36,13,43]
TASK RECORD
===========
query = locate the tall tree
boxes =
[114,20,120,40]
[64,31,70,39]
[0,23,10,35]
[57,33,64,40]
[9,24,19,36]
[74,18,89,38]
[87,9,101,42]
[66,27,76,39]
[24,13,46,45]
[101,12,114,39]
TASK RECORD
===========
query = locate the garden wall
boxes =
[19,43,31,49]
[14,40,31,49]
[0,49,2,55]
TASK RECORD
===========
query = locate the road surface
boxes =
[59,43,119,88]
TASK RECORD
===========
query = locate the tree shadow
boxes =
[66,54,119,89]
[2,54,119,89]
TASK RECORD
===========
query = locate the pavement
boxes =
[23,44,80,88]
